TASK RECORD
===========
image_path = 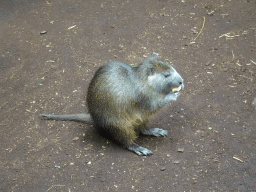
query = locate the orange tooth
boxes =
[172,86,181,92]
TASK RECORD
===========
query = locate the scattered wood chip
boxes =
[233,156,244,162]
[72,137,79,141]
[207,10,214,16]
[251,60,256,65]
[68,25,76,30]
[191,28,198,34]
[46,60,55,63]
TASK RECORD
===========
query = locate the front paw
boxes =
[166,92,180,101]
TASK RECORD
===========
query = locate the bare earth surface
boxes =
[1,0,256,191]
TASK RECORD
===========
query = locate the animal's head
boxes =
[144,53,184,95]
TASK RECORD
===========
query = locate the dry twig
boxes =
[192,16,205,42]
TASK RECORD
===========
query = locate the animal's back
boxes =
[86,61,141,128]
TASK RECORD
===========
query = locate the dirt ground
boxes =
[1,0,256,191]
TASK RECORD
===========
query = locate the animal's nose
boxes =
[179,81,184,90]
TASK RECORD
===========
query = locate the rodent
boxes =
[41,53,184,156]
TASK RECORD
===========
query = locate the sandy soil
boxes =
[1,0,256,191]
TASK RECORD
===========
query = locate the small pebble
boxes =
[40,31,47,35]
[101,178,106,182]
[160,167,166,171]
[252,98,256,109]
[205,61,212,66]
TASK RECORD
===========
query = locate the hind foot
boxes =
[141,128,168,137]
[127,143,153,156]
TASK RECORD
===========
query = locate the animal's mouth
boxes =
[172,86,182,93]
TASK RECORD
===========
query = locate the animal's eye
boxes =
[147,67,155,76]
[163,74,170,78]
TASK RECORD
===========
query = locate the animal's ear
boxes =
[141,53,159,66]
[152,52,159,57]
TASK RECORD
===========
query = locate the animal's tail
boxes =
[41,114,93,124]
